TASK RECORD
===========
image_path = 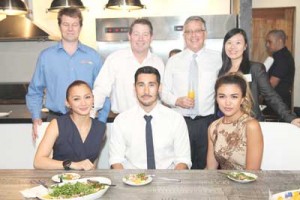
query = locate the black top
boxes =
[268,47,295,107]
[53,114,106,163]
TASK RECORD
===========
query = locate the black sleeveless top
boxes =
[53,114,106,163]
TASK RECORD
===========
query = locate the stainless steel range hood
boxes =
[0,15,51,41]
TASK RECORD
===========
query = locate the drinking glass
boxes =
[187,81,195,100]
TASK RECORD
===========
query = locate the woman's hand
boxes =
[71,159,95,171]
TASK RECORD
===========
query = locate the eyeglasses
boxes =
[184,29,206,35]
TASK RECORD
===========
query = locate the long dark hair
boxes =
[218,28,251,77]
[215,72,254,116]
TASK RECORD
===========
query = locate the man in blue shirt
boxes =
[26,7,109,140]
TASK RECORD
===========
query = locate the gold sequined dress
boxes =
[209,114,252,170]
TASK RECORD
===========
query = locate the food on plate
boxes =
[42,181,106,199]
[60,173,80,180]
[124,173,149,184]
[228,172,256,181]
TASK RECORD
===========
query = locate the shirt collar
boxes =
[128,48,152,62]
[56,41,86,53]
[186,47,205,57]
[273,46,287,56]
[138,102,161,119]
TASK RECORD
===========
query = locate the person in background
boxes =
[109,66,191,170]
[206,73,263,170]
[168,49,182,58]
[26,7,110,141]
[92,18,164,118]
[218,28,300,127]
[162,16,222,169]
[264,29,295,115]
[34,80,106,170]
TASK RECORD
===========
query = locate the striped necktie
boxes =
[189,54,199,118]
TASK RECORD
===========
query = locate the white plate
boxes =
[37,177,111,200]
[0,112,10,117]
[271,189,300,200]
[122,174,152,186]
[51,173,81,183]
[227,172,257,183]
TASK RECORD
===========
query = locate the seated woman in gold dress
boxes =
[206,73,264,170]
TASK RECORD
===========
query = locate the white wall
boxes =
[2,121,300,170]
[253,0,300,107]
[0,123,110,169]
[32,0,231,49]
[0,0,230,83]
[0,41,55,83]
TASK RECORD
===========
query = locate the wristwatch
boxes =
[63,159,72,170]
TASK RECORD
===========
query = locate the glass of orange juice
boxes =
[188,81,195,99]
[188,90,195,99]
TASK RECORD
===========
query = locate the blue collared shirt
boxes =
[26,41,110,123]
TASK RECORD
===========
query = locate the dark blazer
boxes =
[249,61,296,122]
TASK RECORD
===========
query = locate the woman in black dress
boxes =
[34,80,106,170]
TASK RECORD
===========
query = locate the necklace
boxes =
[222,113,245,124]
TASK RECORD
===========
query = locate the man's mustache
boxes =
[141,94,152,98]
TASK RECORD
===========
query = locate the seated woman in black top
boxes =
[34,80,106,170]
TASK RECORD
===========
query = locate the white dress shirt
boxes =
[162,48,222,116]
[109,103,192,169]
[93,48,165,114]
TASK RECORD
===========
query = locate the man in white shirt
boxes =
[161,16,222,169]
[109,66,191,169]
[93,19,164,117]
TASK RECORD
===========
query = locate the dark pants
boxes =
[184,114,216,169]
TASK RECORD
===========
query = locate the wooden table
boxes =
[1,169,300,199]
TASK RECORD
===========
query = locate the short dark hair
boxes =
[267,29,287,44]
[58,7,83,27]
[66,80,91,100]
[169,49,181,57]
[129,18,153,35]
[134,66,160,85]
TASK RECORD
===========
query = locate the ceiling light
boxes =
[0,0,28,16]
[105,0,145,11]
[48,0,86,12]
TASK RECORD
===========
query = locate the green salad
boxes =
[228,172,256,181]
[46,181,105,199]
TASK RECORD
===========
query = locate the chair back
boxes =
[34,122,51,155]
[260,122,300,170]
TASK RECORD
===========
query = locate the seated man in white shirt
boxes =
[109,66,191,169]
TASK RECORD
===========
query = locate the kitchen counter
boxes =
[0,104,47,123]
[0,104,116,123]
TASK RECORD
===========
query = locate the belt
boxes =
[184,115,210,120]
[49,110,63,116]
